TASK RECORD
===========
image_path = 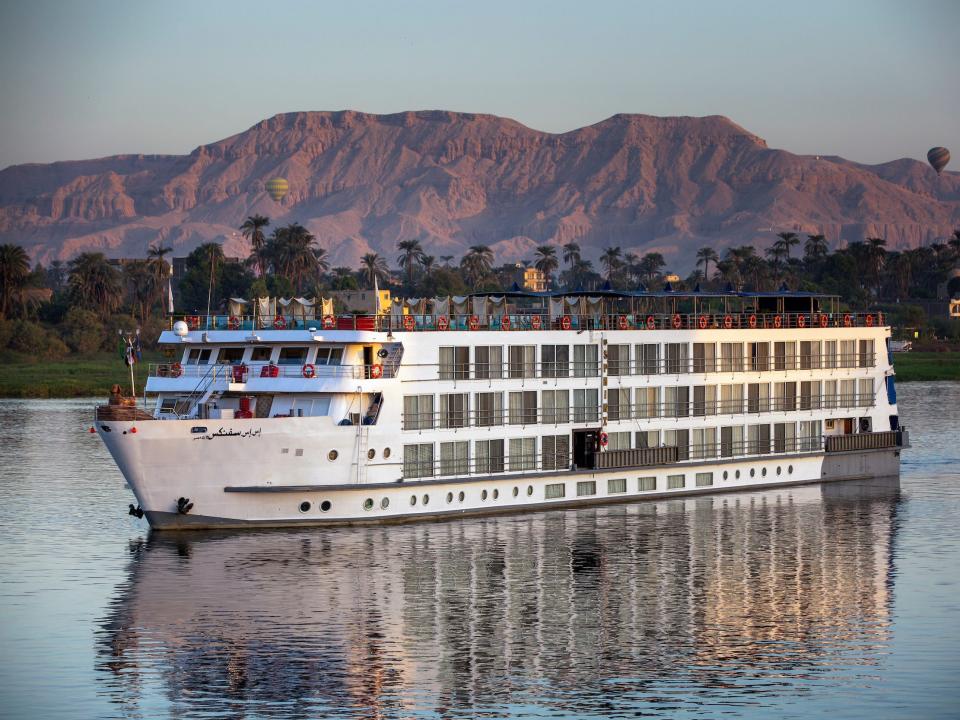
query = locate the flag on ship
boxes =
[167,277,174,314]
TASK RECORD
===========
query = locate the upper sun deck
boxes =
[165,289,885,338]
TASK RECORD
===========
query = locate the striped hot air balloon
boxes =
[265,177,289,202]
[927,147,950,175]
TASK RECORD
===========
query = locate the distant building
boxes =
[522,267,548,292]
[664,273,681,283]
[950,299,960,319]
[327,289,391,315]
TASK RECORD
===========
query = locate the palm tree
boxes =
[397,240,425,287]
[638,252,665,285]
[123,260,156,325]
[600,246,623,282]
[68,253,124,313]
[533,245,559,286]
[240,215,271,276]
[360,252,389,288]
[420,255,436,276]
[865,237,887,296]
[695,247,719,283]
[803,234,829,263]
[460,245,494,286]
[440,255,455,267]
[264,223,321,293]
[562,242,582,268]
[776,231,801,260]
[0,244,31,318]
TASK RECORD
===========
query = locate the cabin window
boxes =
[749,342,769,371]
[665,343,689,374]
[693,385,716,416]
[607,388,630,421]
[217,348,245,364]
[858,379,874,407]
[607,431,631,451]
[439,441,469,476]
[508,391,538,425]
[720,425,743,457]
[315,347,344,365]
[720,384,744,414]
[573,344,599,377]
[607,344,630,376]
[719,343,744,372]
[439,346,470,380]
[799,341,821,369]
[635,344,660,375]
[638,476,657,491]
[474,392,503,427]
[824,340,838,369]
[635,430,659,449]
[251,346,272,362]
[664,429,689,460]
[541,345,570,378]
[696,472,714,487]
[476,439,505,474]
[840,340,856,368]
[840,379,856,407]
[799,420,822,451]
[800,381,821,410]
[749,424,771,454]
[541,390,569,424]
[692,428,716,459]
[607,478,627,494]
[774,341,796,370]
[635,387,659,419]
[542,435,570,471]
[576,481,596,497]
[572,389,599,423]
[667,474,685,490]
[823,380,838,409]
[439,393,468,428]
[748,383,770,413]
[507,346,536,378]
[774,382,797,411]
[858,339,875,368]
[509,437,536,471]
[664,386,689,418]
[545,483,566,499]
[186,348,212,365]
[403,443,434,479]
[474,346,502,379]
[278,347,308,365]
[403,395,434,430]
[692,342,716,373]
[773,422,796,453]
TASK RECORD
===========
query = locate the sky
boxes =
[0,0,957,170]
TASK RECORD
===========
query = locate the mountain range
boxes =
[1,110,957,272]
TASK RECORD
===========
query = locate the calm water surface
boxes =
[0,383,958,719]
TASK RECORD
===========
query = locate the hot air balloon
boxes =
[265,177,289,202]
[927,147,950,175]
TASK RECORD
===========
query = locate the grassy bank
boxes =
[892,352,960,382]
[0,352,163,398]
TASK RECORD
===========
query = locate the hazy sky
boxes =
[0,0,957,170]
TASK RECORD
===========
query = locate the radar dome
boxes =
[173,320,189,337]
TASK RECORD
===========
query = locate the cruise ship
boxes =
[94,289,906,530]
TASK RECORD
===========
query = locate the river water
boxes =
[0,383,958,719]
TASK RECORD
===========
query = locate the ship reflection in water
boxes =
[97,477,900,718]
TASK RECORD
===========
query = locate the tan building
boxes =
[522,267,548,292]
[328,289,391,315]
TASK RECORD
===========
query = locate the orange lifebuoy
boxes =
[819,313,828,328]
[797,314,806,328]
[646,315,656,330]
[437,315,449,331]
[843,313,852,327]
[531,315,542,330]
[501,315,511,331]
[672,314,682,329]
[468,315,480,331]
[561,315,572,331]
[370,364,383,379]
[302,363,316,379]
[322,314,336,329]
[186,315,200,330]
[773,315,782,329]
[698,315,709,330]
[748,314,757,329]
[273,315,286,330]
[598,432,609,447]
[618,315,629,330]
[403,315,416,331]
[169,362,183,378]
[227,315,240,330]
[865,314,874,327]
[723,314,733,329]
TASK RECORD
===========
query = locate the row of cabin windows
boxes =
[606,421,820,458]
[438,340,875,379]
[402,379,873,430]
[185,346,344,366]
[404,435,569,478]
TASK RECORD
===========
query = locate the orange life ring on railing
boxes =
[403,315,416,331]
[697,315,709,330]
[748,314,757,329]
[370,364,383,379]
[170,362,183,378]
[819,313,828,328]
[437,315,449,331]
[186,315,200,330]
[273,315,286,330]
[723,314,733,329]
[773,315,783,329]
[501,315,511,331]
[227,315,240,330]
[468,315,480,331]
[323,314,336,329]
[598,432,609,447]
[617,315,629,330]
[843,313,852,327]
[865,314,874,327]
[797,314,806,328]
[302,363,316,379]
[672,314,682,329]
[531,315,542,330]
[646,315,656,330]
[561,315,572,331]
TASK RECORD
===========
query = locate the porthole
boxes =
[319,500,332,512]
[526,485,533,496]
[299,501,311,513]
[446,492,454,504]
[458,491,465,502]
[328,450,339,461]
[422,494,429,505]
[750,468,755,478]
[735,470,741,479]
[482,489,488,501]
[493,489,499,500]
[788,465,794,474]
[513,487,519,497]
[363,498,374,511]
[723,470,728,480]
[381,497,390,509]
[367,449,376,459]
[383,448,391,459]
[776,466,782,476]
[410,495,417,506]
[762,467,767,477]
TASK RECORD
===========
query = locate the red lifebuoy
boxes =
[561,316,572,331]
[437,316,449,331]
[672,314,682,329]
[370,364,383,379]
[646,315,656,330]
[323,314,336,329]
[227,315,240,330]
[618,315,629,330]
[468,315,480,331]
[273,315,286,330]
[531,315,542,330]
[865,314,874,327]
[819,314,828,328]
[403,315,416,331]
[797,314,806,328]
[698,315,709,330]
[169,362,183,378]
[598,432,609,447]
[501,315,511,331]
[843,313,852,327]
[748,314,757,329]
[723,314,733,329]
[187,315,200,330]
[773,315,783,329]
[302,363,316,379]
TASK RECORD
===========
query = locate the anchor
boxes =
[176,497,194,515]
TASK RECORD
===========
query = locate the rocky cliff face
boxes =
[1,110,957,270]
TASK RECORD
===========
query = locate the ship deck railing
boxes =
[148,361,399,381]
[170,310,886,334]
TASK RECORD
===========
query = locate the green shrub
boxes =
[62,307,106,354]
